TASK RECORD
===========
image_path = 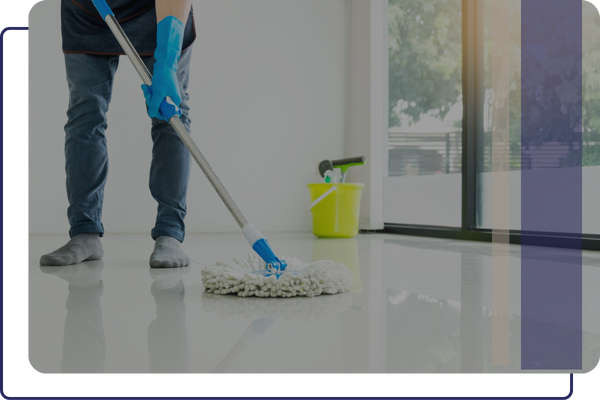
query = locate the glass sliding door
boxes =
[385,0,600,240]
[385,0,463,227]
[477,0,600,235]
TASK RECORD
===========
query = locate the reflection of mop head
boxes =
[213,317,277,372]
[201,291,352,321]
[201,254,352,298]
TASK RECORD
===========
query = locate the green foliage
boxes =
[510,1,600,167]
[583,1,600,166]
[388,0,462,128]
[388,0,600,166]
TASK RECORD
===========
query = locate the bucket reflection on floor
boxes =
[312,238,362,292]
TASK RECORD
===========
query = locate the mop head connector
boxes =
[251,238,287,273]
[201,254,352,298]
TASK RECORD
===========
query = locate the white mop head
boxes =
[201,254,352,298]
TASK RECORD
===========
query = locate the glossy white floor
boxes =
[29,232,600,374]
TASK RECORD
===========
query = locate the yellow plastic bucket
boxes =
[307,183,364,238]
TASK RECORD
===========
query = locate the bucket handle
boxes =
[309,186,338,210]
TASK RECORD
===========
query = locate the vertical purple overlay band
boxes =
[521,0,582,369]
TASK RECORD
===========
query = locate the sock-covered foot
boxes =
[150,236,190,268]
[39,234,103,266]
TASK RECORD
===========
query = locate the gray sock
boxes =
[39,234,104,266]
[150,236,190,268]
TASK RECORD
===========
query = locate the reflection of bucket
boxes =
[307,183,364,238]
[312,238,362,292]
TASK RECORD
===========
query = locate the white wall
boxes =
[28,0,347,235]
[344,0,386,231]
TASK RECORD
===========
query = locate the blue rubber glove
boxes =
[142,16,185,120]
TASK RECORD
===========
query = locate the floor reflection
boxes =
[148,267,190,373]
[213,317,278,372]
[381,240,600,373]
[40,262,106,373]
[202,290,354,372]
[312,238,363,292]
[37,263,193,373]
[29,233,600,373]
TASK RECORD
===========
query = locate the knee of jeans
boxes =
[67,83,111,112]
[65,99,110,132]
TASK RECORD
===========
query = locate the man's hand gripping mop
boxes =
[92,0,352,298]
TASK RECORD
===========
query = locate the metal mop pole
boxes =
[102,14,250,229]
[91,0,287,272]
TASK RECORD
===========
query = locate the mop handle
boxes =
[92,0,250,229]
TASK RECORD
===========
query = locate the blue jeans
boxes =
[64,48,192,242]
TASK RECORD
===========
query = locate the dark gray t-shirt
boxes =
[61,0,196,56]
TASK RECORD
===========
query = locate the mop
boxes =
[91,0,353,296]
[201,255,352,298]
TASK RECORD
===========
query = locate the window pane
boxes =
[385,0,463,227]
[477,0,600,235]
[582,0,600,234]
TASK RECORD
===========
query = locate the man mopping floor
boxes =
[40,0,195,268]
[41,1,354,298]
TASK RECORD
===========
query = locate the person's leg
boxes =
[40,54,119,266]
[143,48,193,268]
